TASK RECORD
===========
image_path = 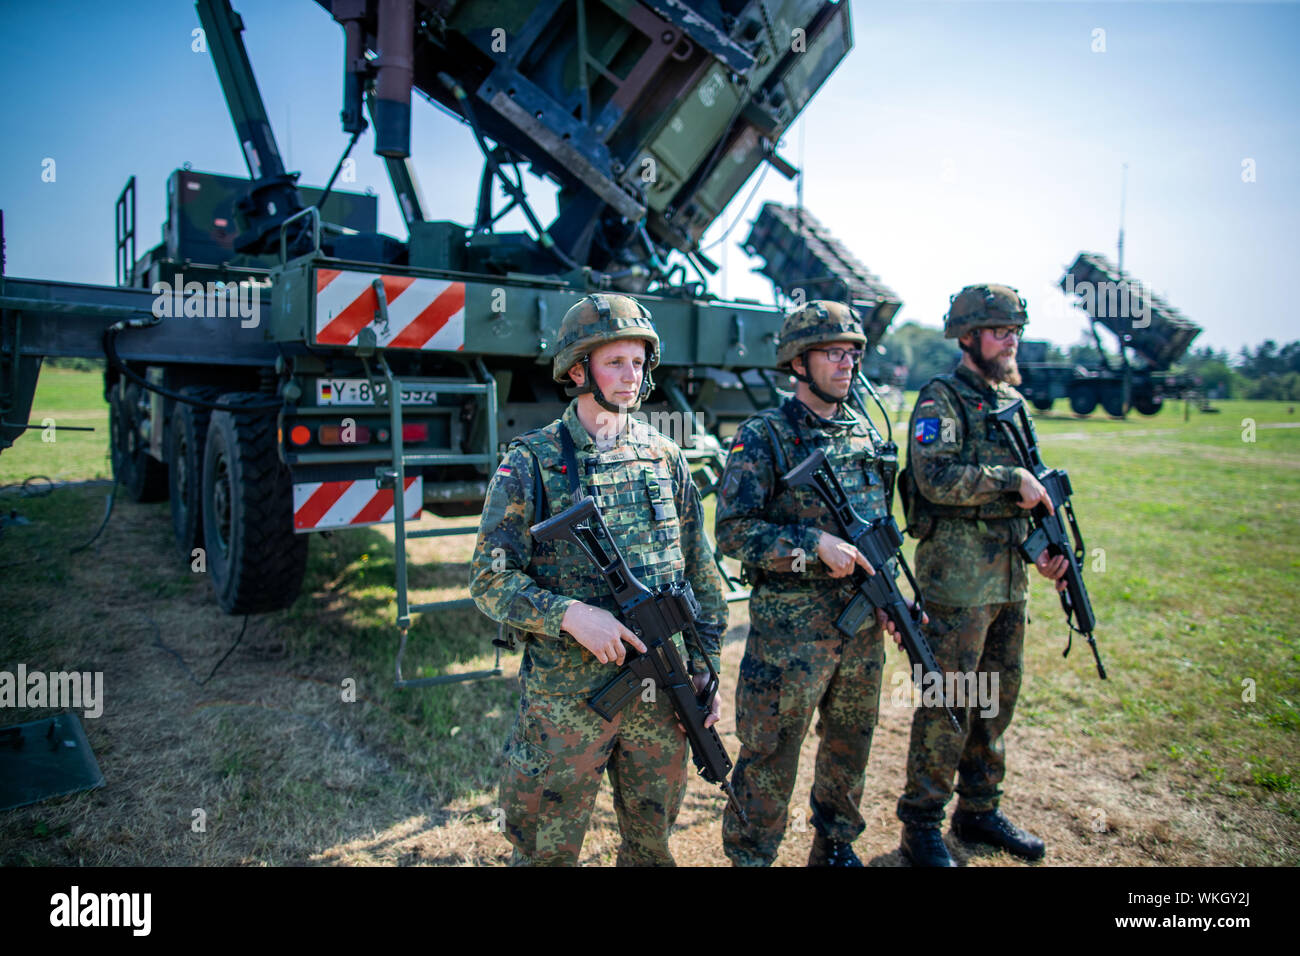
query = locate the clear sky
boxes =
[2,0,1296,354]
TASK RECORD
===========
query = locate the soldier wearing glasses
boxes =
[715,301,901,867]
[896,284,1068,867]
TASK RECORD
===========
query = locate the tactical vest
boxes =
[745,399,891,588]
[509,414,689,690]
[901,373,1024,538]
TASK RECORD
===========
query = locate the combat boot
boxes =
[899,825,955,867]
[951,809,1045,861]
[807,834,864,867]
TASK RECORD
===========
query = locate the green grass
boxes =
[1,366,111,485]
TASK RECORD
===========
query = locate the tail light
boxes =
[318,424,372,445]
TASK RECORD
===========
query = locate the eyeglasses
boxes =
[984,326,1022,342]
[807,347,864,364]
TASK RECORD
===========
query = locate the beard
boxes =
[964,340,1022,386]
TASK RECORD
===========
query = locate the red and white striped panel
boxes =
[292,476,422,532]
[314,269,465,351]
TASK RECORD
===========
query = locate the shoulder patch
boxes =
[914,418,941,445]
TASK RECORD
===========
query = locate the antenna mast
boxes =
[1117,162,1128,274]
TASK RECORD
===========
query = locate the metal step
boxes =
[372,343,503,689]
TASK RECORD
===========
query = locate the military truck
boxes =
[1016,251,1201,416]
[1,0,869,684]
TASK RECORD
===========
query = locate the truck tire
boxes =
[110,381,169,502]
[1032,397,1054,412]
[201,392,307,614]
[1068,386,1098,416]
[1134,393,1164,416]
[167,386,221,561]
[1101,390,1127,417]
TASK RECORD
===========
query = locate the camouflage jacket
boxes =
[715,397,893,609]
[907,363,1030,606]
[470,401,726,695]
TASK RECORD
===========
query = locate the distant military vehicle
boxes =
[1017,252,1201,416]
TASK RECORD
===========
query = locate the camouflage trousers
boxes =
[722,587,885,866]
[498,683,688,866]
[897,600,1025,826]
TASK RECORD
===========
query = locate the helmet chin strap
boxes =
[791,357,859,428]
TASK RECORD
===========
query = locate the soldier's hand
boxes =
[1034,550,1069,593]
[816,532,875,578]
[1015,467,1055,515]
[678,672,721,732]
[875,608,901,648]
[561,602,647,665]
[876,604,928,651]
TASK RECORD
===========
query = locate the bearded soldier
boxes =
[715,300,902,867]
[469,292,727,866]
[896,284,1068,867]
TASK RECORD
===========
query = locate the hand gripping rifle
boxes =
[992,400,1107,679]
[530,496,748,822]
[783,449,962,733]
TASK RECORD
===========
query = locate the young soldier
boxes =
[715,300,901,867]
[897,284,1068,867]
[469,292,727,866]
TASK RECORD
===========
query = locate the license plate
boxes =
[316,379,440,406]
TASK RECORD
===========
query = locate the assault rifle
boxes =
[993,400,1107,679]
[531,496,747,822]
[783,449,961,733]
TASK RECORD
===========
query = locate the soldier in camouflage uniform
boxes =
[716,301,903,867]
[896,284,1068,867]
[469,293,727,867]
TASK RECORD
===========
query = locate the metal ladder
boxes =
[368,350,505,688]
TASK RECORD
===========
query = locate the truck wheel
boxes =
[1032,397,1054,412]
[167,386,221,561]
[1068,386,1098,416]
[110,381,169,502]
[201,392,306,614]
[1101,390,1127,417]
[1134,393,1163,416]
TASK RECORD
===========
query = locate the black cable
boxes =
[699,162,769,253]
[0,475,54,497]
[151,613,250,687]
[68,480,117,554]
[0,478,118,567]
[316,128,363,211]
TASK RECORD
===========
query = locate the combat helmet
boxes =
[776,300,867,369]
[774,300,867,408]
[943,284,1028,339]
[552,292,660,411]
